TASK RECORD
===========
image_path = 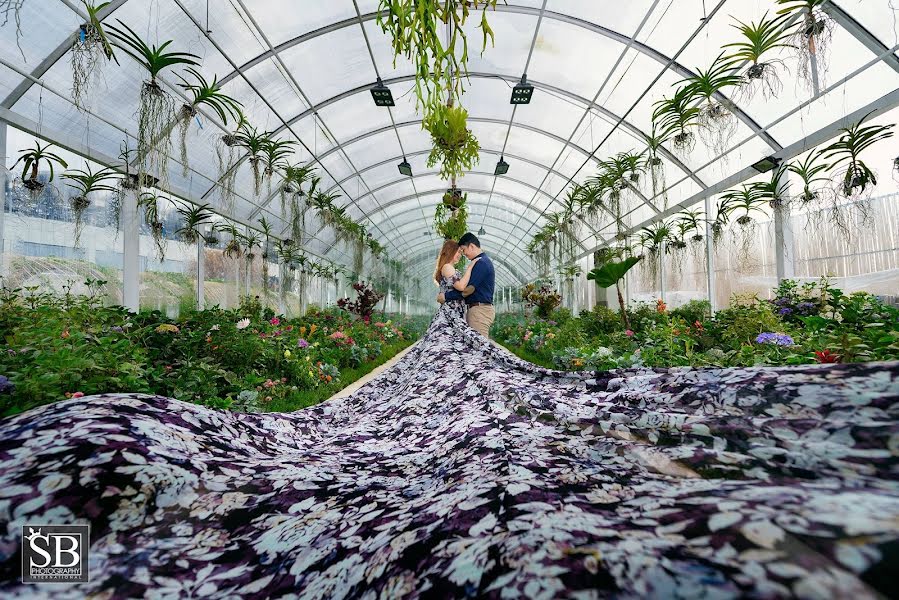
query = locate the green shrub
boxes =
[578,305,622,336]
[670,299,711,326]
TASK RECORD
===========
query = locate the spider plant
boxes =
[720,184,766,267]
[788,148,830,207]
[722,13,794,99]
[776,0,834,91]
[235,125,273,196]
[680,53,743,153]
[106,20,199,185]
[175,67,243,177]
[12,141,69,194]
[137,191,167,260]
[173,201,214,246]
[70,1,119,111]
[652,86,701,155]
[261,137,297,196]
[821,113,895,199]
[62,164,118,247]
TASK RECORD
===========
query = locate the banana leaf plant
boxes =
[722,13,793,99]
[175,68,243,177]
[71,1,119,110]
[679,53,743,153]
[173,201,214,246]
[106,20,200,186]
[776,0,834,91]
[587,253,642,331]
[12,141,69,194]
[652,86,701,154]
[62,164,118,247]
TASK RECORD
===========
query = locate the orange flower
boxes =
[656,299,667,314]
[326,375,332,382]
[299,326,307,335]
[61,329,70,339]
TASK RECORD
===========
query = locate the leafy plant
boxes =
[137,192,167,260]
[652,86,701,154]
[521,283,562,319]
[720,184,766,267]
[12,141,69,192]
[787,148,830,207]
[216,110,249,213]
[175,67,243,176]
[337,282,385,322]
[261,137,297,196]
[723,13,793,98]
[70,1,119,110]
[423,104,480,182]
[376,0,500,110]
[106,20,200,185]
[776,0,834,90]
[434,193,469,241]
[173,201,214,245]
[62,164,118,247]
[821,112,895,199]
[587,255,642,330]
[680,53,743,153]
[236,125,273,197]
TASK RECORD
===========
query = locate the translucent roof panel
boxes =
[1,0,897,282]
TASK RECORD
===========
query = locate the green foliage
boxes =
[821,112,895,198]
[521,283,562,319]
[587,257,642,289]
[13,141,69,183]
[424,104,480,181]
[176,67,243,124]
[434,196,468,240]
[106,20,199,80]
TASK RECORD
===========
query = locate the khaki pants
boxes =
[466,304,496,338]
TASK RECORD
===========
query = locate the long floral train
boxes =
[1,305,898,598]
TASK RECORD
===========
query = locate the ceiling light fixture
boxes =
[370,78,394,106]
[494,156,509,175]
[751,155,782,173]
[397,157,412,176]
[478,226,486,236]
[510,74,534,105]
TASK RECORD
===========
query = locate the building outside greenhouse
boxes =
[0,1,898,598]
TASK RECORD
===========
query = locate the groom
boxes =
[438,232,496,337]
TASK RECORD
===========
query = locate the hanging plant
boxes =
[527,228,553,277]
[1,0,25,60]
[173,201,214,246]
[106,21,199,186]
[675,209,706,268]
[217,222,244,259]
[822,113,895,199]
[442,186,464,209]
[291,174,320,245]
[261,137,297,197]
[652,86,701,155]
[641,126,670,210]
[258,216,275,300]
[638,221,672,286]
[280,162,314,218]
[376,0,500,110]
[720,184,766,268]
[12,141,69,198]
[216,111,249,214]
[546,212,579,268]
[775,0,834,90]
[752,165,790,211]
[893,155,899,183]
[70,1,118,111]
[788,148,830,209]
[424,104,480,181]
[680,53,743,155]
[568,181,604,228]
[723,13,794,99]
[137,192,167,260]
[235,125,272,197]
[175,68,243,177]
[61,164,118,247]
[434,193,468,241]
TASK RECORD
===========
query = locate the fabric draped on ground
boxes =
[1,304,898,598]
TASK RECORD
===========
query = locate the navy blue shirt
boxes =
[445,252,495,305]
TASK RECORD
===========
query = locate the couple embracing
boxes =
[434,232,496,338]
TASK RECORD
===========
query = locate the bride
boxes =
[434,239,479,321]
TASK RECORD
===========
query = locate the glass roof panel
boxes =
[243,0,358,49]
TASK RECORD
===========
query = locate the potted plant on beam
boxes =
[61,164,118,247]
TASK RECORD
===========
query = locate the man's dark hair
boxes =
[458,232,480,248]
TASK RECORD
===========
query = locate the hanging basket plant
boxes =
[723,13,794,100]
[234,125,274,197]
[442,186,464,209]
[261,137,296,197]
[11,141,69,199]
[62,164,118,248]
[776,0,834,91]
[720,184,766,269]
[680,53,743,155]
[173,201,214,246]
[70,1,118,111]
[137,192,167,260]
[175,68,242,178]
[652,87,701,156]
[434,193,468,241]
[215,112,249,214]
[106,20,199,187]
[424,104,480,181]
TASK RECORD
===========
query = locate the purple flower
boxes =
[756,332,794,346]
[773,297,790,307]
[797,301,816,315]
[111,326,124,333]
[778,307,792,316]
[6,349,15,356]
[0,375,14,395]
[296,339,309,349]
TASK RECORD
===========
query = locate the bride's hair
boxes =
[434,239,459,284]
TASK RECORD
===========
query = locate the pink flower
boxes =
[330,331,347,340]
[270,317,281,326]
[625,330,634,337]
[71,392,85,398]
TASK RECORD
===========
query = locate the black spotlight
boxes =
[751,155,782,173]
[510,74,534,105]
[478,226,486,236]
[494,156,509,175]
[370,78,394,106]
[397,157,412,176]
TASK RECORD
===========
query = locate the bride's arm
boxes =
[452,257,480,290]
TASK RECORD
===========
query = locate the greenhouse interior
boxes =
[1,0,898,597]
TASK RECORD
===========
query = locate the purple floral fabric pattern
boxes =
[0,305,898,598]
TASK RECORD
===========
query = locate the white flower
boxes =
[235,318,250,330]
[209,324,220,331]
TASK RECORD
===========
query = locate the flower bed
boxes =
[493,278,899,371]
[0,288,427,417]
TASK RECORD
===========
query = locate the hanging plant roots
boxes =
[249,157,263,197]
[178,104,198,177]
[698,100,738,156]
[732,218,758,271]
[215,140,240,214]
[1,0,25,60]
[673,131,696,155]
[71,195,91,247]
[793,12,834,91]
[150,221,166,261]
[137,80,175,187]
[70,24,107,111]
[742,61,785,100]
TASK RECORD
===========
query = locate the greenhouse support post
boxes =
[659,239,666,304]
[704,194,717,314]
[122,187,140,312]
[0,120,6,282]
[196,226,206,310]
[774,178,795,282]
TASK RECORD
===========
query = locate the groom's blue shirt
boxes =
[445,252,495,305]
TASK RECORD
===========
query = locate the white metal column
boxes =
[774,178,795,282]
[196,226,205,310]
[0,121,7,282]
[122,188,140,312]
[659,239,666,304]
[704,194,717,314]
